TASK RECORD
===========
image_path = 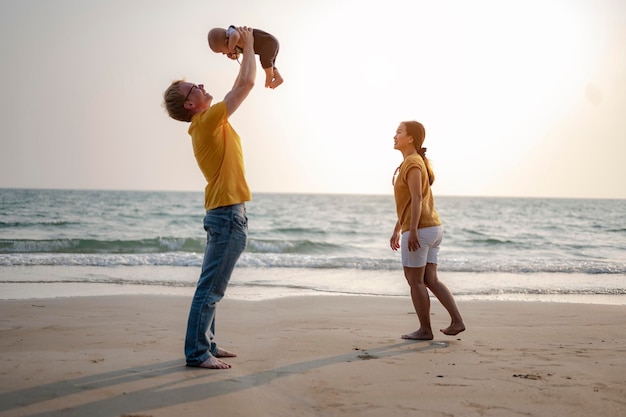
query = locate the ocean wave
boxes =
[246,238,342,254]
[0,253,203,267]
[0,252,624,274]
[0,237,206,254]
[0,220,77,228]
[1,276,625,297]
[468,237,518,246]
[272,227,328,235]
[0,237,349,256]
[451,287,626,296]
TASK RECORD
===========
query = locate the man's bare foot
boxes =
[196,355,231,369]
[440,323,466,336]
[401,330,433,340]
[216,348,237,358]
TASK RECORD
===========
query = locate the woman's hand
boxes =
[390,231,401,251]
[407,229,420,252]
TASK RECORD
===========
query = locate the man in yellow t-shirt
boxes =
[163,26,256,370]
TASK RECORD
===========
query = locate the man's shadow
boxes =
[1,340,449,417]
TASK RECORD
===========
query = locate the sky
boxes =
[1,0,625,199]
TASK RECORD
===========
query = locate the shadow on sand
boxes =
[1,340,448,417]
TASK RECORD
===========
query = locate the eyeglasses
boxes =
[184,84,201,102]
[392,166,401,186]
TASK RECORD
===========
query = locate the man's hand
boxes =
[236,26,254,53]
[224,26,256,116]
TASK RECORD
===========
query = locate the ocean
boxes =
[1,189,625,304]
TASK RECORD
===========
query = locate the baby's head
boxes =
[208,28,229,54]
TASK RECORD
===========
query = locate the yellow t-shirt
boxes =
[393,154,441,233]
[188,101,252,211]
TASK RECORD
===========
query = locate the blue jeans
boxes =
[185,203,248,366]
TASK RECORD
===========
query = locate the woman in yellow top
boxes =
[391,121,465,340]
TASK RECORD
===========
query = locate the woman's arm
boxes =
[406,167,423,251]
[390,221,402,251]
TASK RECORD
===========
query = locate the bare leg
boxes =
[424,263,465,336]
[402,266,433,340]
[263,67,273,88]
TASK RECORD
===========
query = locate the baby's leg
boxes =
[269,68,283,89]
[263,67,274,88]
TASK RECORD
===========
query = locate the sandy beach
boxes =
[1,295,625,417]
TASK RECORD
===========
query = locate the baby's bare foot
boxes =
[269,79,283,89]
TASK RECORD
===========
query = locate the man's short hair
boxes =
[163,80,191,122]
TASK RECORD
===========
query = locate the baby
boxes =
[208,25,283,89]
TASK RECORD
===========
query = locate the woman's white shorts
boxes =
[401,225,443,268]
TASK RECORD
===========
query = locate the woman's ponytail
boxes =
[403,121,435,185]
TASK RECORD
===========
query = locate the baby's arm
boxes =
[226,26,241,53]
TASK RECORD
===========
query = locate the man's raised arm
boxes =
[224,27,256,116]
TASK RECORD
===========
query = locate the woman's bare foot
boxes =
[401,329,434,340]
[196,355,232,369]
[216,348,237,358]
[440,323,466,336]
